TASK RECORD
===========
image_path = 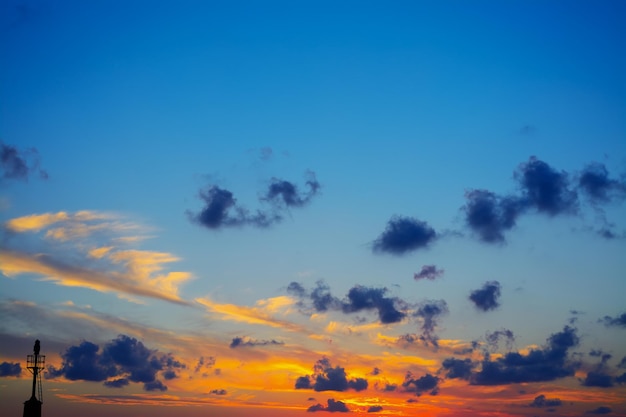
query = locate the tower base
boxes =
[23,397,42,417]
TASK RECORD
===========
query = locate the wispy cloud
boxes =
[1,211,192,305]
[0,141,48,182]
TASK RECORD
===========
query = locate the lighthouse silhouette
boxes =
[23,340,45,417]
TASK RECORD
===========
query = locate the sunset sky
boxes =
[1,1,625,416]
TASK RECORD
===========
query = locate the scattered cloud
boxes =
[586,406,613,414]
[307,398,350,412]
[367,405,383,412]
[372,216,437,255]
[462,190,523,243]
[599,313,626,328]
[48,335,185,391]
[0,141,48,182]
[295,358,368,392]
[578,163,626,204]
[229,336,284,348]
[188,172,320,230]
[462,157,626,243]
[413,265,444,281]
[209,389,227,395]
[529,394,562,408]
[440,358,475,380]
[287,281,408,325]
[0,361,21,377]
[413,299,448,347]
[470,326,579,385]
[402,372,439,396]
[469,281,502,312]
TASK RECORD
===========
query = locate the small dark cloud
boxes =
[372,216,437,255]
[263,171,320,208]
[578,163,626,204]
[403,372,439,396]
[530,394,562,408]
[469,281,501,312]
[618,356,626,369]
[210,389,227,395]
[188,186,278,229]
[515,156,578,216]
[341,286,406,324]
[586,406,613,414]
[370,367,381,376]
[441,358,475,380]
[599,313,626,328]
[295,358,367,392]
[310,281,342,313]
[462,190,524,243]
[229,336,283,348]
[484,328,515,352]
[471,326,579,385]
[288,281,407,325]
[194,356,216,374]
[0,141,48,182]
[0,361,21,377]
[189,172,320,230]
[367,405,383,413]
[414,265,444,281]
[413,300,448,347]
[307,399,349,413]
[47,335,184,391]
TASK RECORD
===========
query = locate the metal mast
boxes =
[23,340,45,417]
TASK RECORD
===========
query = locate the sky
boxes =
[1,1,625,416]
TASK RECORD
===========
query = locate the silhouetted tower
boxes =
[23,340,45,417]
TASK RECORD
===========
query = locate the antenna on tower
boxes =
[23,339,45,417]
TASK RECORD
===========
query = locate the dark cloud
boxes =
[515,156,578,216]
[341,286,406,324]
[414,265,444,281]
[471,326,579,385]
[372,216,437,255]
[484,328,515,352]
[263,171,320,208]
[188,186,278,229]
[367,405,383,413]
[370,367,381,376]
[402,372,439,396]
[189,172,320,230]
[307,399,349,412]
[578,163,626,203]
[586,406,612,414]
[194,356,216,374]
[462,190,524,243]
[287,282,307,298]
[48,335,185,391]
[619,356,626,369]
[583,371,614,388]
[229,337,283,348]
[288,281,407,325]
[599,313,626,328]
[295,358,368,392]
[530,394,562,408]
[413,300,448,347]
[0,361,21,377]
[441,358,475,380]
[0,141,48,181]
[461,157,626,243]
[210,389,227,395]
[310,281,342,313]
[469,281,501,312]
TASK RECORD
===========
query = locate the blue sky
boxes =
[1,1,625,416]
